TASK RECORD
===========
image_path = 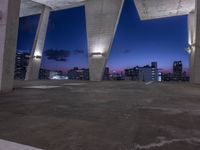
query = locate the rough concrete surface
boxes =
[134,0,195,20]
[20,0,195,19]
[0,80,200,150]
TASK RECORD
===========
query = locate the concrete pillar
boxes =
[188,0,200,83]
[25,6,50,81]
[85,0,124,81]
[0,0,21,92]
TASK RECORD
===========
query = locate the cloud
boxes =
[44,49,71,61]
[73,49,85,55]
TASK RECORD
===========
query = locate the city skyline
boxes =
[17,0,189,73]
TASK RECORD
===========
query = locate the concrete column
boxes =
[188,0,200,83]
[85,0,124,81]
[0,0,21,92]
[25,6,50,81]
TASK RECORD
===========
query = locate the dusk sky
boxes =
[17,0,189,73]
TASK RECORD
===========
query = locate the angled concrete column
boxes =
[85,0,124,81]
[188,0,200,83]
[25,6,50,81]
[0,0,21,92]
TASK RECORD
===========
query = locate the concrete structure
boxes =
[20,0,200,83]
[25,6,51,81]
[133,0,200,83]
[22,0,124,82]
[85,0,124,81]
[19,0,85,17]
[187,0,200,83]
[0,0,21,92]
[134,0,195,20]
[2,0,200,92]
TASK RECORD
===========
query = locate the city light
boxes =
[90,52,104,58]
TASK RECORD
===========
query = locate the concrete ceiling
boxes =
[20,0,85,17]
[20,0,195,19]
[134,0,195,20]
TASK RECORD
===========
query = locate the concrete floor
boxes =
[0,80,200,150]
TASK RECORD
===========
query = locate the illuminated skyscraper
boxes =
[173,61,183,81]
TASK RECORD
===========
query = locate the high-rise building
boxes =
[103,67,110,80]
[151,62,158,81]
[173,61,183,81]
[151,62,157,68]
[161,73,173,81]
[14,52,30,80]
[39,68,50,80]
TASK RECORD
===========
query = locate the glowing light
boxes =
[186,46,192,54]
[91,52,103,56]
[90,52,104,58]
[34,50,41,56]
[34,50,42,59]
[34,55,42,59]
[91,44,106,53]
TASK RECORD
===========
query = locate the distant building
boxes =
[139,65,155,81]
[181,71,190,81]
[67,67,110,80]
[161,73,173,81]
[14,52,30,80]
[173,61,183,81]
[151,62,158,81]
[110,71,123,80]
[161,60,189,82]
[125,67,140,80]
[103,67,110,80]
[39,68,50,80]
[124,62,158,81]
[68,67,89,80]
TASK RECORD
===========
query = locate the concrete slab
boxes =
[1,81,200,150]
[20,0,85,17]
[134,0,195,20]
[20,0,196,20]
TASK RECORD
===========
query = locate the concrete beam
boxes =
[85,0,124,81]
[0,0,21,92]
[25,6,50,81]
[188,0,200,83]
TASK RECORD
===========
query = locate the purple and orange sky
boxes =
[17,0,189,73]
